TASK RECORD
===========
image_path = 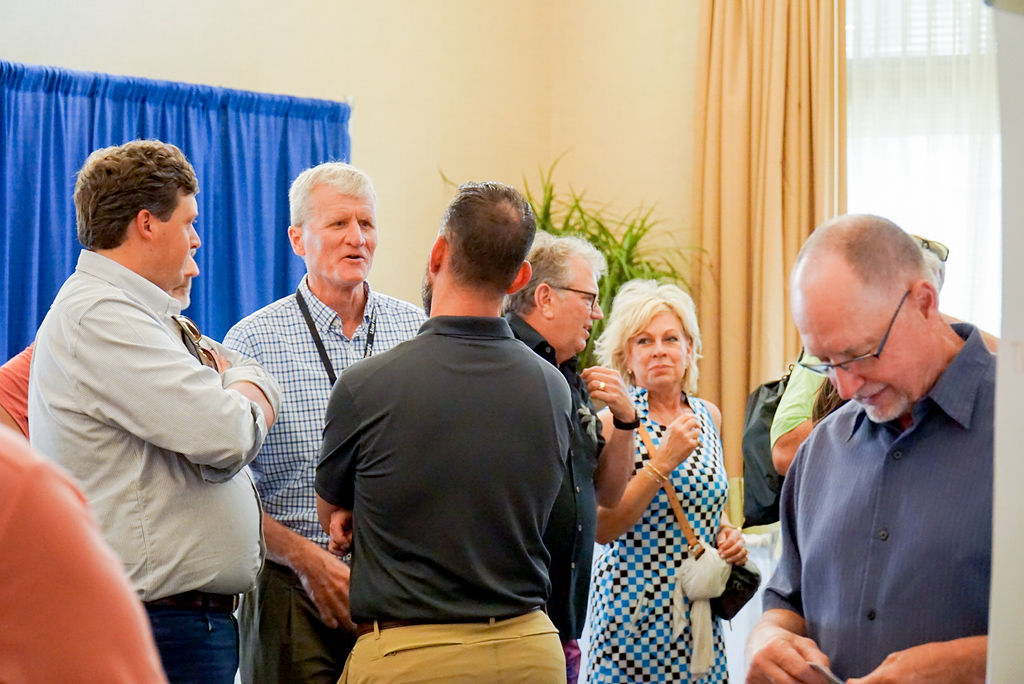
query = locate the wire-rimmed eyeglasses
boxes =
[799,289,911,376]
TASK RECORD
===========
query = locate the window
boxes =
[847,0,1001,333]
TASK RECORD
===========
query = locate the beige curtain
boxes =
[691,0,846,517]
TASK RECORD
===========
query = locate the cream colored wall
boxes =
[548,0,701,267]
[0,0,699,303]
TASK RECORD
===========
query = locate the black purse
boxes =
[710,560,761,620]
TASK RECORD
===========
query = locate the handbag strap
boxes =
[638,422,704,558]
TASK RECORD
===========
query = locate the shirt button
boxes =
[576,486,581,493]
[893,450,903,460]
[877,528,889,541]
[578,524,583,531]
[570,562,576,569]
[867,609,877,620]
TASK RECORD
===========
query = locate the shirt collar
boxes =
[421,316,514,339]
[921,323,990,430]
[297,276,376,334]
[76,250,180,316]
[505,312,558,366]
[846,323,991,439]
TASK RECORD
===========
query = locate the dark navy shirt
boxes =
[316,316,572,623]
[507,313,606,641]
[764,324,994,679]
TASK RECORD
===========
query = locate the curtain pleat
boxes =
[0,60,350,356]
[691,1,846,520]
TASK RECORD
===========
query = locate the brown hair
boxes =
[74,139,198,249]
[439,182,536,294]
[811,379,845,424]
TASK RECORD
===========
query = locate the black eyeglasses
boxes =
[799,289,911,376]
[911,235,949,262]
[554,286,600,311]
[172,314,218,369]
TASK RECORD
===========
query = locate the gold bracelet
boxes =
[641,466,663,485]
[644,460,668,483]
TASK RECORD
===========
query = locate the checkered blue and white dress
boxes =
[587,388,730,683]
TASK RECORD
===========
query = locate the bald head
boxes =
[793,214,929,302]
[790,214,958,427]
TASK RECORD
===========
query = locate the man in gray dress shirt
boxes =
[745,215,992,683]
[29,139,281,684]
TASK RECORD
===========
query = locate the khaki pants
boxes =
[340,609,565,683]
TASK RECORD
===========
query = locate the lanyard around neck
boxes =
[294,288,377,386]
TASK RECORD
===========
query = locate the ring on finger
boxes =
[599,381,606,391]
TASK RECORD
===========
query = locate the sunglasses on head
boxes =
[911,234,949,262]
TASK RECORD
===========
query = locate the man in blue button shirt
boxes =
[746,214,992,683]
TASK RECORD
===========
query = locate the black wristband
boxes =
[613,414,640,430]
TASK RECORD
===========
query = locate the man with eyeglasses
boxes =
[769,234,998,476]
[503,231,635,683]
[29,139,281,683]
[746,215,993,683]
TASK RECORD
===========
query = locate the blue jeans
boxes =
[146,605,239,684]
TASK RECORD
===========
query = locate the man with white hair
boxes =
[225,162,425,684]
[746,214,992,683]
[503,232,635,683]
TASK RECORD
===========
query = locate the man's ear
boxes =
[133,209,156,243]
[910,278,940,318]
[533,281,556,318]
[428,235,448,275]
[287,225,305,257]
[506,261,533,295]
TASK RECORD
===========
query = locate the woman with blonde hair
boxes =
[587,279,746,683]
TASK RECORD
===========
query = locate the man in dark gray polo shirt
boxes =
[315,181,572,683]
[746,215,992,683]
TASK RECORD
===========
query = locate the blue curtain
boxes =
[0,60,350,358]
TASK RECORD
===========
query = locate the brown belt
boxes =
[145,590,239,614]
[355,607,542,638]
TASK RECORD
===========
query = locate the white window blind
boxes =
[847,0,1002,333]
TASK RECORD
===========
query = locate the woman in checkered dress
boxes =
[587,280,747,683]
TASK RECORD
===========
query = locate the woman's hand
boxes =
[649,411,701,473]
[717,525,748,565]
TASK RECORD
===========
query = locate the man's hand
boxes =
[746,610,832,684]
[327,509,353,557]
[581,366,634,424]
[747,631,833,683]
[848,637,987,684]
[264,515,354,631]
[293,542,355,631]
[209,348,231,373]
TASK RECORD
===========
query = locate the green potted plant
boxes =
[522,161,696,367]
